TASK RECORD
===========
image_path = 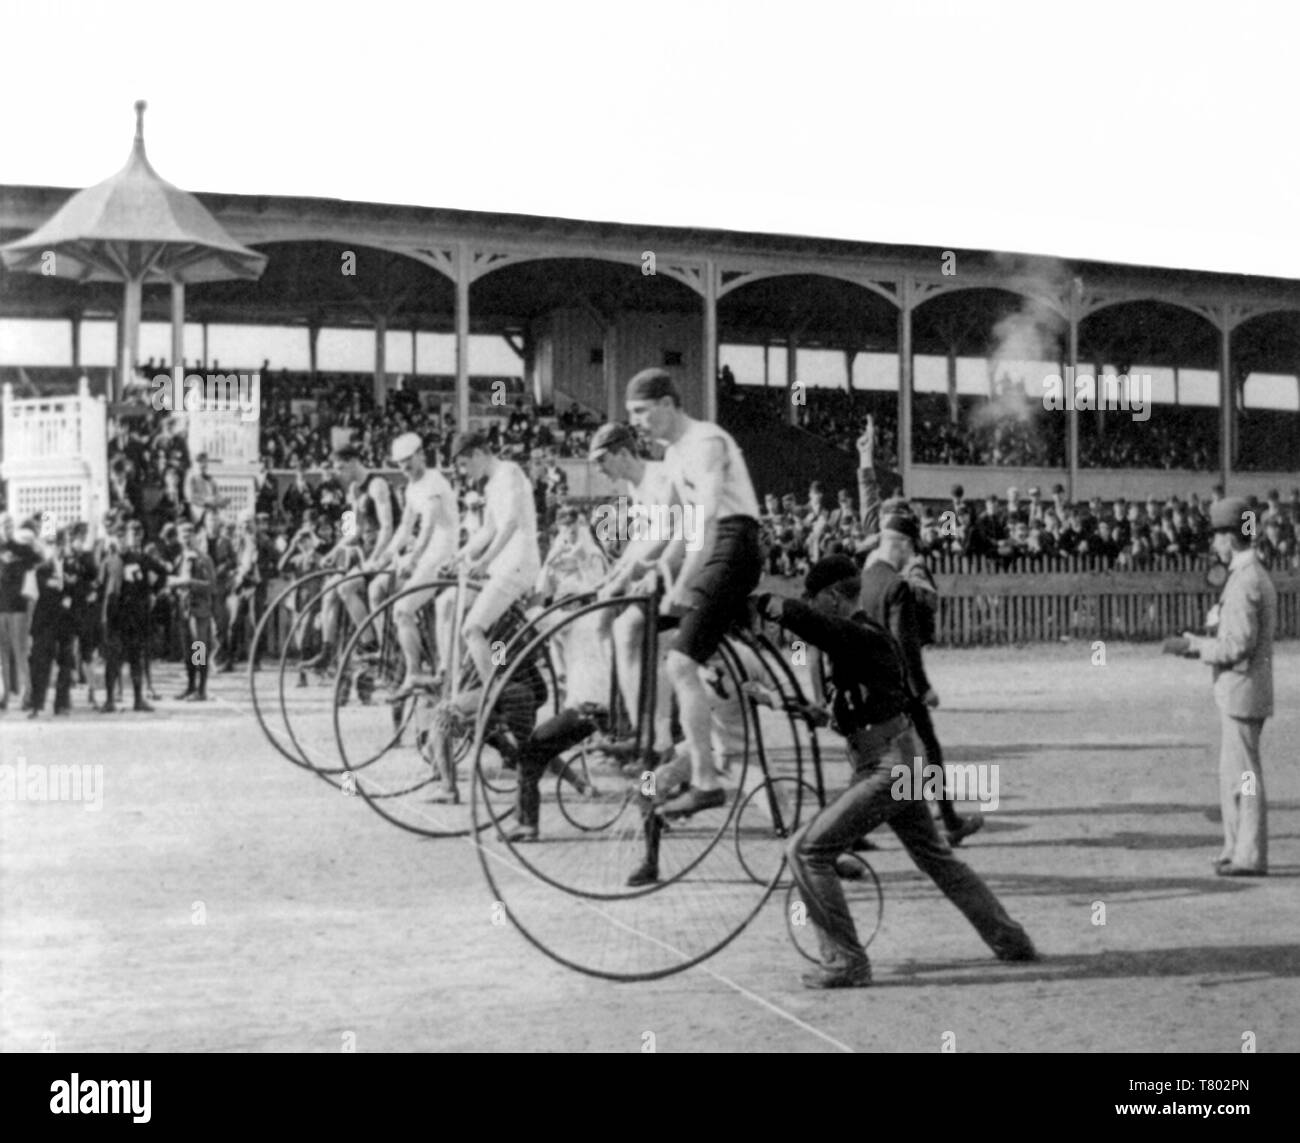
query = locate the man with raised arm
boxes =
[623,368,762,877]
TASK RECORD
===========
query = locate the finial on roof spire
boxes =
[134,100,147,142]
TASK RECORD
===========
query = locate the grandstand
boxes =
[3,183,1300,604]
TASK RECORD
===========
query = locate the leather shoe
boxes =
[505,824,538,843]
[946,813,985,847]
[834,853,866,880]
[660,787,727,819]
[626,860,660,887]
[996,941,1040,962]
[1215,863,1266,877]
[801,960,872,989]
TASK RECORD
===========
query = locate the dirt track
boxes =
[2,639,1297,1053]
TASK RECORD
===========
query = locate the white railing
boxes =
[1,377,108,535]
[186,413,260,466]
[2,389,85,460]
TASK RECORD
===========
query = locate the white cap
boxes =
[390,432,423,463]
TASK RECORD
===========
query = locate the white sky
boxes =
[2,1,1299,406]
[1,0,1297,281]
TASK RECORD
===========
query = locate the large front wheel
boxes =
[472,598,784,981]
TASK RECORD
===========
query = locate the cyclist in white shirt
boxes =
[444,431,541,686]
[377,432,458,697]
[589,422,683,760]
[623,369,762,870]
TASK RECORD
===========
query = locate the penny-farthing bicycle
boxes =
[249,566,370,781]
[329,571,559,839]
[468,573,884,981]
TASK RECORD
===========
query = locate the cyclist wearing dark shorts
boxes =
[623,367,762,826]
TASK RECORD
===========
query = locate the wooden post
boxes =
[411,327,418,375]
[703,258,718,422]
[604,320,619,423]
[170,280,185,380]
[70,313,81,368]
[786,332,798,425]
[898,279,914,490]
[308,322,319,379]
[118,275,142,404]
[946,348,958,423]
[455,244,471,431]
[1067,280,1080,504]
[373,312,387,403]
[1219,311,1232,492]
[201,322,209,369]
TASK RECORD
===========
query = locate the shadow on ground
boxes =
[882,943,1300,988]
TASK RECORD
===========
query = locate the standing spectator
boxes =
[0,513,42,711]
[172,520,217,702]
[1176,499,1276,877]
[27,530,77,719]
[967,494,1005,557]
[153,466,187,533]
[100,520,170,713]
[184,453,225,523]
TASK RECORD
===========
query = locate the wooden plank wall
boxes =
[931,554,1300,645]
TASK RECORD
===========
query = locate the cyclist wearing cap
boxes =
[443,430,541,687]
[623,367,762,823]
[589,421,683,760]
[374,431,457,696]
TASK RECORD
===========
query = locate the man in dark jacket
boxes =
[757,555,1035,989]
[856,421,982,845]
[101,520,171,713]
[27,529,78,718]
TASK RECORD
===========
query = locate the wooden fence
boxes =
[932,556,1300,645]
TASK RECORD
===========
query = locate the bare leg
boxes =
[665,649,720,791]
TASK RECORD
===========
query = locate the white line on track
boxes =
[220,679,860,1053]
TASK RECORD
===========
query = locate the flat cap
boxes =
[625,367,679,403]
[390,432,424,463]
[588,422,639,460]
[804,554,860,599]
[449,430,490,459]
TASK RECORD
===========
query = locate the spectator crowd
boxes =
[760,479,1300,577]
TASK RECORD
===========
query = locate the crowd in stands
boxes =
[760,478,1300,577]
[720,374,1297,472]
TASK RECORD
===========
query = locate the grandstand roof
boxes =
[5,183,1300,343]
